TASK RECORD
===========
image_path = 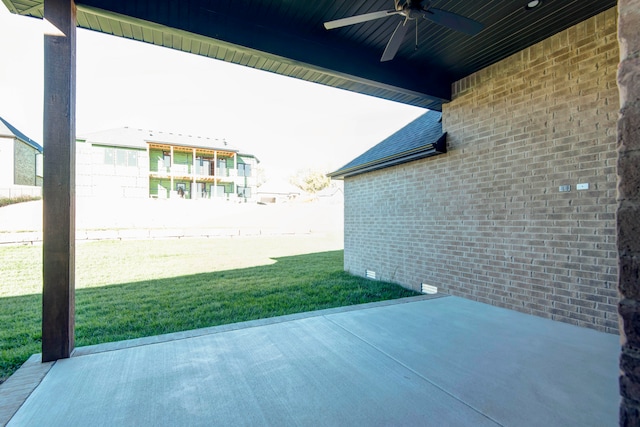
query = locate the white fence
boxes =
[0,185,42,199]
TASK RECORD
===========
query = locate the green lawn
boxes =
[0,235,418,383]
[0,195,41,208]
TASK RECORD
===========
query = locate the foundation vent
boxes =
[421,283,438,294]
[366,270,376,280]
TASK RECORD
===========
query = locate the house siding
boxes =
[0,136,14,187]
[343,8,619,333]
[76,143,149,198]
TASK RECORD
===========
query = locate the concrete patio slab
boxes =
[4,296,620,426]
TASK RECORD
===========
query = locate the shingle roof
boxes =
[78,127,255,157]
[328,110,446,180]
[0,116,43,153]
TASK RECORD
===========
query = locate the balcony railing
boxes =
[150,164,250,180]
[173,164,191,175]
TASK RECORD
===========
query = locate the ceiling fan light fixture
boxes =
[324,1,484,62]
[525,0,542,10]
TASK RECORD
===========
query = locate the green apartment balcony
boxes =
[148,144,238,183]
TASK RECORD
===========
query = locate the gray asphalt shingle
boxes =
[0,117,43,153]
[328,110,445,179]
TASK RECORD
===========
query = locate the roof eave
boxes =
[0,116,43,153]
[328,133,446,180]
[144,140,239,153]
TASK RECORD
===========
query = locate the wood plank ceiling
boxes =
[3,0,617,110]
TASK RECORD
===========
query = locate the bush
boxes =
[290,168,331,194]
[0,195,41,208]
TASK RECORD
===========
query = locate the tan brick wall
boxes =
[13,139,39,186]
[343,8,619,333]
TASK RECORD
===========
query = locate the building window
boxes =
[176,183,186,198]
[214,185,225,197]
[237,186,251,198]
[36,153,44,178]
[238,163,252,177]
[163,151,171,168]
[104,148,115,165]
[104,147,138,167]
[116,149,127,166]
[128,151,138,167]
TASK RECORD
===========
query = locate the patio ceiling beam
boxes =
[195,13,451,102]
[74,2,451,106]
[42,0,77,362]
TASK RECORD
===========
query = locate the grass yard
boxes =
[0,235,418,383]
[0,195,41,209]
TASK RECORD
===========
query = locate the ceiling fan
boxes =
[324,0,484,62]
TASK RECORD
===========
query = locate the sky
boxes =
[0,6,426,180]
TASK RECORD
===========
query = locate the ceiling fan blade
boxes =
[381,19,410,62]
[324,10,397,30]
[423,7,484,35]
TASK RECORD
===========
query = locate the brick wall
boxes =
[13,139,38,186]
[343,8,619,333]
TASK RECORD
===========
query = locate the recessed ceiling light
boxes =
[525,0,542,10]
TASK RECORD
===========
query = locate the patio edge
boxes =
[72,294,447,357]
[0,354,53,427]
[0,294,445,426]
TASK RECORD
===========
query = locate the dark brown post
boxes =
[42,0,77,362]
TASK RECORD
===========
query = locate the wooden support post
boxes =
[192,147,197,199]
[170,146,174,195]
[42,0,77,362]
[213,151,218,198]
[146,143,150,198]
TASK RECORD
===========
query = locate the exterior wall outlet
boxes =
[577,183,589,190]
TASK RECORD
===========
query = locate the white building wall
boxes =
[76,142,149,199]
[0,136,15,188]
